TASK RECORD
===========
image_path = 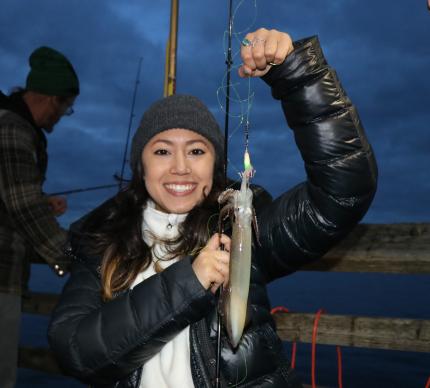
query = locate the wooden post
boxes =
[163,0,179,97]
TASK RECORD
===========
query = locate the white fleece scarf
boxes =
[131,200,194,388]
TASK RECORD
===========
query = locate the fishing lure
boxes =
[218,150,258,348]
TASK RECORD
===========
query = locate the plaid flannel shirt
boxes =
[0,93,69,294]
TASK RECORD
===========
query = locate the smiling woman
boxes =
[47,28,377,388]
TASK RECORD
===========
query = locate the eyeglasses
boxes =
[64,106,74,116]
[53,97,75,117]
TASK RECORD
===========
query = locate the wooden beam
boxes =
[273,312,430,353]
[22,294,430,353]
[303,223,430,274]
[31,223,430,274]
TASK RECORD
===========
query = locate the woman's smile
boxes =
[164,182,197,196]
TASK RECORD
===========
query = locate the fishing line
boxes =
[215,2,259,387]
[233,346,249,386]
[216,0,258,182]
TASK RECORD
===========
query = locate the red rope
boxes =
[270,306,290,315]
[271,306,344,387]
[336,346,343,388]
[270,306,297,369]
[291,341,297,369]
[311,309,325,388]
[425,376,430,388]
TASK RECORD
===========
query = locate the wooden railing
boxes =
[19,223,430,379]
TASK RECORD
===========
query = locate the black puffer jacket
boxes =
[48,36,377,388]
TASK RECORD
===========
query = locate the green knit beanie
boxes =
[26,46,79,96]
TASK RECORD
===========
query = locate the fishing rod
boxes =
[50,183,118,196]
[223,0,234,188]
[54,60,142,197]
[118,57,143,190]
[216,1,234,387]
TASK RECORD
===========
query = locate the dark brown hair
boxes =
[84,157,225,300]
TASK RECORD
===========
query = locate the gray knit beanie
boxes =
[130,94,224,171]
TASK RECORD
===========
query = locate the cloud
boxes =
[1,0,429,226]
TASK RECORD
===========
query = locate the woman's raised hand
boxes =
[192,233,231,294]
[238,28,294,78]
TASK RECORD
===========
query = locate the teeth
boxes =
[165,184,195,192]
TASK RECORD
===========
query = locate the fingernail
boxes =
[242,67,251,76]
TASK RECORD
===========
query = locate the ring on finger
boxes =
[241,38,252,47]
[251,37,266,47]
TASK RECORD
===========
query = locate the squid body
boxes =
[218,167,255,348]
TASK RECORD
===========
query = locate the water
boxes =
[16,266,430,387]
[18,369,84,388]
[269,272,430,388]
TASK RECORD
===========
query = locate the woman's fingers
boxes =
[192,234,230,293]
[240,38,257,70]
[251,37,270,70]
[219,233,231,253]
[272,32,293,65]
[206,232,222,250]
[239,28,293,78]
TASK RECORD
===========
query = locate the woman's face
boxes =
[141,128,216,214]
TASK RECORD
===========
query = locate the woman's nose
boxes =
[170,153,191,175]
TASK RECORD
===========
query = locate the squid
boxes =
[218,152,258,348]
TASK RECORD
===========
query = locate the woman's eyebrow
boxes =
[151,139,208,146]
[185,139,208,146]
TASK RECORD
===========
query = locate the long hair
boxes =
[84,157,225,300]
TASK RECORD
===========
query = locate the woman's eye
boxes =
[190,148,205,155]
[154,149,169,155]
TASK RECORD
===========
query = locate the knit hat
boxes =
[130,94,224,171]
[26,46,79,96]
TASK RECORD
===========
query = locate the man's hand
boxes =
[47,195,68,217]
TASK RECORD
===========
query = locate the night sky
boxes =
[1,0,429,226]
[1,1,430,387]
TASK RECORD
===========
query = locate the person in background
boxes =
[0,46,79,388]
[48,27,377,388]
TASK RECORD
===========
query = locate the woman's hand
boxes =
[192,233,231,294]
[238,28,294,78]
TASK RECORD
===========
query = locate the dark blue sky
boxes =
[1,0,429,227]
[3,2,430,387]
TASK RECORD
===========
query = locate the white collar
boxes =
[142,200,188,245]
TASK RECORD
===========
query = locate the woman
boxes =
[48,28,377,388]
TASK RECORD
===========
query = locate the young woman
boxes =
[48,28,377,388]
